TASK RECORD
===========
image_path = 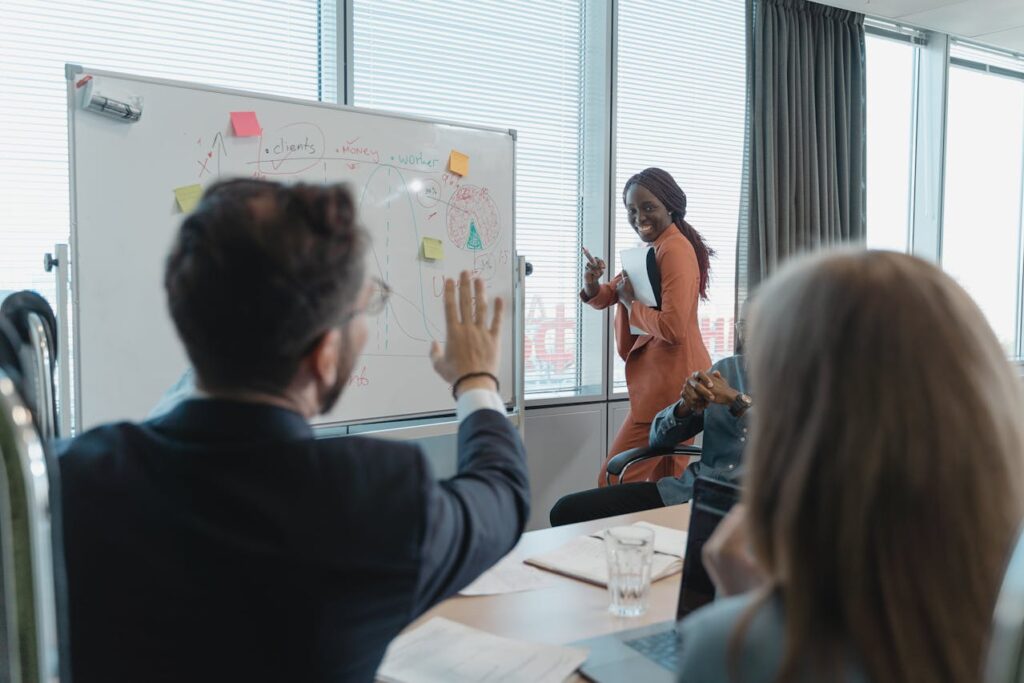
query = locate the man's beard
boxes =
[319,374,344,415]
[319,326,355,415]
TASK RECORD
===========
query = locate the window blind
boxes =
[352,0,587,396]
[612,0,746,390]
[0,0,324,305]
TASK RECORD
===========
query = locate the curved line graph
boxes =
[358,163,445,347]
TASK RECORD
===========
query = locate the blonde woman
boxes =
[678,250,1024,683]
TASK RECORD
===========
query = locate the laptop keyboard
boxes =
[624,630,682,672]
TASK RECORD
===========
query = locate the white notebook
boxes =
[620,245,659,335]
[377,617,588,683]
[524,522,687,587]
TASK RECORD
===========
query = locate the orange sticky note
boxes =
[174,184,203,213]
[422,237,444,261]
[230,111,262,137]
[448,150,469,176]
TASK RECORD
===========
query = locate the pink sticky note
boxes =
[230,111,262,137]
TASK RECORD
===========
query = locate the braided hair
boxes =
[623,167,714,300]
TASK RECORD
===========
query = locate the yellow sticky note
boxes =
[422,237,444,261]
[448,150,469,177]
[174,184,203,213]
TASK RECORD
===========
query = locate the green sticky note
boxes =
[422,237,444,261]
[174,184,203,213]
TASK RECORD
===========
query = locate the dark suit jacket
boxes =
[57,398,529,682]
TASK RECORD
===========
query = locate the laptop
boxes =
[573,476,741,682]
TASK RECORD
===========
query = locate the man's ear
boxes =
[308,328,342,385]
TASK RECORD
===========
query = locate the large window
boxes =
[612,0,746,389]
[0,0,326,304]
[865,32,917,252]
[942,48,1024,356]
[352,0,591,397]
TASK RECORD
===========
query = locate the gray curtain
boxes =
[737,0,866,303]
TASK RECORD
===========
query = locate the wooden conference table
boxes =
[410,503,692,680]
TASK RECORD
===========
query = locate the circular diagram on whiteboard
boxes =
[446,185,500,252]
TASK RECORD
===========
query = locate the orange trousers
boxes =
[598,410,690,486]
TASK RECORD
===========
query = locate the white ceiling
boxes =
[816,0,1024,52]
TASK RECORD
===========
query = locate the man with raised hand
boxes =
[58,179,529,683]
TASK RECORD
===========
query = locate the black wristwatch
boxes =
[729,392,753,417]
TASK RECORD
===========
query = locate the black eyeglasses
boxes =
[342,276,391,322]
[365,277,391,316]
[301,277,392,354]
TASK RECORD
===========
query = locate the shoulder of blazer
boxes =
[655,229,697,268]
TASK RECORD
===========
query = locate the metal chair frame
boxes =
[0,368,61,682]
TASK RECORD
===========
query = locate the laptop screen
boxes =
[675,476,741,620]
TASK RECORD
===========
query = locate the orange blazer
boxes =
[585,226,711,423]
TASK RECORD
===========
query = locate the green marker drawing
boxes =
[466,220,483,251]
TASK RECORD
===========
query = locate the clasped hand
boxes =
[680,370,738,413]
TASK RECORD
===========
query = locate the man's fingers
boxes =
[473,277,487,325]
[458,271,472,324]
[442,279,458,330]
[429,340,442,364]
[490,296,504,337]
[695,371,714,388]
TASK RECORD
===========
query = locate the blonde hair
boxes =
[740,250,1024,682]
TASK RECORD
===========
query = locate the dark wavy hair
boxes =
[623,167,714,300]
[165,179,367,395]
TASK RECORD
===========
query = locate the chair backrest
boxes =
[986,526,1024,683]
[0,292,59,440]
[0,368,62,682]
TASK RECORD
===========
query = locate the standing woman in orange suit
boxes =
[583,168,713,485]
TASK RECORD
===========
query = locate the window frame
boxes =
[942,45,1024,358]
[18,2,1024,424]
[864,25,922,254]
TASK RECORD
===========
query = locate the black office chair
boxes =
[604,444,702,486]
[0,315,69,682]
[1,292,60,440]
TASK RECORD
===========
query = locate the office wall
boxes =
[408,402,616,531]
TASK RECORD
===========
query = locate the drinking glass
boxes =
[604,526,654,617]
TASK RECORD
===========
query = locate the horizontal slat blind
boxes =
[0,0,323,305]
[351,0,587,396]
[613,0,746,390]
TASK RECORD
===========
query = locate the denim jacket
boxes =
[649,355,749,505]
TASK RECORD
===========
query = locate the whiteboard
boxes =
[66,67,517,431]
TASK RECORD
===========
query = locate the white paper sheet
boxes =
[459,554,560,596]
[620,245,658,335]
[377,617,588,683]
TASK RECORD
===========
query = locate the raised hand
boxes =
[429,271,504,397]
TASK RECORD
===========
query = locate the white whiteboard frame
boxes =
[62,64,523,436]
